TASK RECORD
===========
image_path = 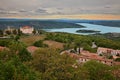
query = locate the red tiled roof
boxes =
[62,50,113,63]
[81,50,104,59]
[22,26,31,29]
[113,62,120,65]
[27,46,39,54]
[98,47,112,50]
[0,46,6,51]
[98,47,120,54]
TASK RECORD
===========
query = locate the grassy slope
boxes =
[20,35,64,49]
[43,40,64,49]
[20,35,45,46]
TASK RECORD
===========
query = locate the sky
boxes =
[0,0,120,20]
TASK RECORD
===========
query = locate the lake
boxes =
[43,23,120,35]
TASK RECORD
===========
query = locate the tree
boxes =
[5,30,11,35]
[0,39,12,47]
[30,48,90,80]
[33,40,48,47]
[12,29,17,35]
[63,44,70,50]
[8,41,32,62]
[19,48,32,62]
[112,65,120,79]
[0,49,36,80]
[83,60,115,80]
[14,35,20,41]
[0,29,3,36]
[32,29,36,34]
[30,48,75,79]
[33,40,43,47]
[18,29,22,36]
[115,58,120,62]
[108,55,113,59]
[8,41,25,53]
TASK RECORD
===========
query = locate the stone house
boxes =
[97,47,120,56]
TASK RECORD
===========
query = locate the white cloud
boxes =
[0,0,120,16]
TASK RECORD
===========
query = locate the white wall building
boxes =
[20,26,34,34]
[97,47,120,56]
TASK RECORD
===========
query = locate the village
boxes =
[0,26,120,66]
[0,25,120,80]
[60,42,120,66]
[0,25,41,39]
[1,0,120,79]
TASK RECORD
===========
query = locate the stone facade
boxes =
[61,50,120,66]
[20,26,34,34]
[97,47,120,56]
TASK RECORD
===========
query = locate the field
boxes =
[20,35,64,49]
[20,35,45,46]
[43,40,64,49]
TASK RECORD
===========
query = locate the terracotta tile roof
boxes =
[0,46,6,51]
[113,55,119,59]
[98,47,120,55]
[22,26,31,29]
[113,62,120,65]
[98,47,112,50]
[61,49,120,65]
[81,50,104,59]
[27,46,39,54]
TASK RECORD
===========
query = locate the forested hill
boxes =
[53,19,120,27]
[0,19,120,29]
[0,19,85,30]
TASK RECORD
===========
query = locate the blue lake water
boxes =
[43,23,120,35]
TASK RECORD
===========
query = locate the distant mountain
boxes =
[0,18,120,30]
[92,32,120,41]
[53,19,120,27]
[0,19,85,30]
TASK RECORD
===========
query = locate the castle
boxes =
[20,26,34,34]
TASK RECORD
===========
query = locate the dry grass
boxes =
[20,35,64,49]
[43,40,64,49]
[20,35,45,46]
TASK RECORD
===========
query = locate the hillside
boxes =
[0,19,85,30]
[0,31,120,80]
[1,19,120,30]
[54,19,120,27]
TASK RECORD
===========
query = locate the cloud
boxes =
[0,8,4,10]
[0,0,120,17]
[104,6,111,9]
[56,8,63,10]
[8,11,20,14]
[0,9,20,14]
[0,11,7,14]
[19,9,28,12]
[35,8,48,13]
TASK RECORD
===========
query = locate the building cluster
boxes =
[20,26,34,34]
[4,26,17,35]
[97,47,120,56]
[3,26,36,35]
[61,47,120,66]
